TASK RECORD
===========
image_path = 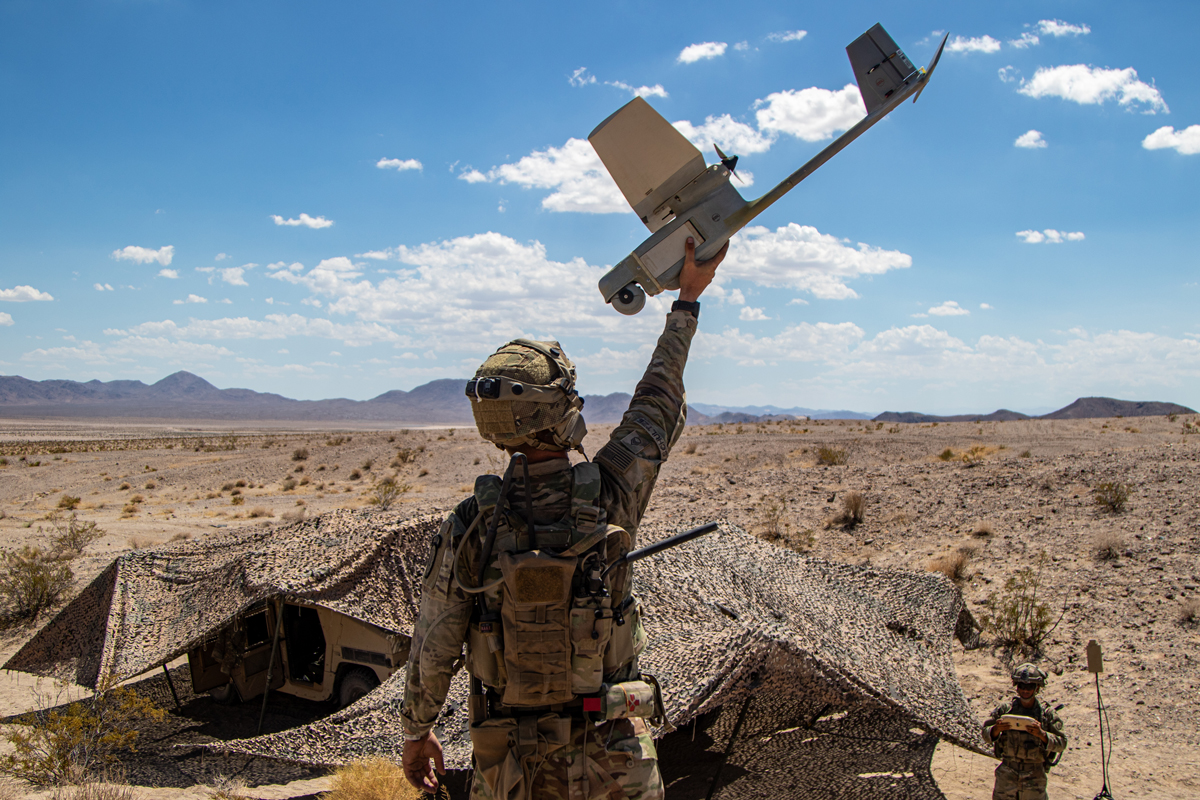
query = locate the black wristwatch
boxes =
[671,300,700,319]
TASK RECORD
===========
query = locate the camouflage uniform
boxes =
[402,309,697,800]
[983,698,1067,800]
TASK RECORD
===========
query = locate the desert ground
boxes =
[0,413,1197,799]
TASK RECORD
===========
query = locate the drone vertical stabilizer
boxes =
[846,24,918,114]
[589,97,707,233]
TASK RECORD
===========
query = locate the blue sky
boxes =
[2,1,1197,415]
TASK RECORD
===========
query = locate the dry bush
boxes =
[786,528,816,553]
[1179,598,1200,625]
[117,483,130,491]
[361,460,373,471]
[322,757,422,800]
[282,477,298,491]
[757,496,787,542]
[247,507,273,519]
[980,551,1063,657]
[1093,481,1130,513]
[326,436,349,446]
[1019,450,1032,458]
[128,495,144,504]
[205,775,251,800]
[281,509,306,523]
[126,537,152,550]
[1094,530,1124,561]
[816,447,848,466]
[51,770,136,800]
[169,532,191,542]
[369,479,411,510]
[348,470,362,481]
[937,448,955,462]
[230,496,245,506]
[884,511,911,527]
[221,482,234,491]
[143,480,155,490]
[684,441,697,455]
[929,545,976,583]
[826,491,865,529]
[0,547,73,624]
[47,513,104,555]
[292,448,309,461]
[0,674,163,786]
[205,492,220,500]
[972,520,994,537]
[57,496,81,510]
[418,468,430,477]
[392,448,419,467]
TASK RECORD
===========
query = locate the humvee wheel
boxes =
[338,666,380,708]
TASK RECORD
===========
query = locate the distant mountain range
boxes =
[0,372,1192,425]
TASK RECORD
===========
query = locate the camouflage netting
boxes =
[6,510,987,799]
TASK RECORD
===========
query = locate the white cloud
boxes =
[376,157,423,171]
[1018,65,1168,114]
[1142,125,1200,155]
[755,84,866,142]
[1009,33,1039,49]
[568,67,596,87]
[733,41,749,51]
[980,303,993,310]
[458,169,488,184]
[727,288,745,306]
[719,223,912,299]
[0,285,54,302]
[696,322,865,365]
[739,306,769,321]
[1014,130,1047,149]
[219,267,249,286]
[21,336,234,367]
[1016,229,1085,244]
[946,35,1001,54]
[1038,19,1091,37]
[787,298,809,306]
[673,114,773,154]
[606,81,669,99]
[0,312,12,326]
[115,314,404,347]
[94,283,114,292]
[928,301,970,317]
[271,213,334,229]
[215,253,229,261]
[767,30,807,43]
[487,138,626,214]
[678,42,727,64]
[112,245,174,266]
[357,250,392,260]
[158,268,179,279]
[998,66,1019,83]
[173,294,208,304]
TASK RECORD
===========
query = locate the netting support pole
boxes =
[257,598,284,736]
[705,696,752,800]
[162,662,181,710]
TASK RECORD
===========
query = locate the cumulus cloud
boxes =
[487,138,626,213]
[458,169,488,184]
[739,306,769,321]
[696,322,865,365]
[1014,130,1047,149]
[271,213,334,229]
[376,158,423,171]
[673,114,774,155]
[158,268,179,279]
[1038,19,1091,37]
[1018,65,1168,113]
[928,301,970,316]
[0,285,54,302]
[569,67,596,87]
[112,245,174,266]
[1142,125,1200,155]
[21,336,234,367]
[1009,33,1039,49]
[1016,229,1085,243]
[174,294,208,304]
[754,85,866,142]
[215,253,229,261]
[718,223,912,300]
[606,81,668,98]
[94,283,114,292]
[733,41,749,51]
[0,313,12,326]
[946,35,1001,54]
[357,250,392,260]
[114,314,404,347]
[767,30,807,43]
[980,303,993,310]
[678,42,727,64]
[219,266,252,286]
[998,66,1019,83]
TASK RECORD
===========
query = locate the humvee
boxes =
[188,598,409,708]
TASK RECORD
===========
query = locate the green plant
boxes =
[1093,481,1130,513]
[0,673,163,786]
[0,546,73,623]
[815,447,847,466]
[1019,450,1032,458]
[369,478,411,510]
[47,513,104,555]
[980,552,1064,656]
[937,448,955,461]
[230,496,245,506]
[392,448,418,466]
[57,496,80,510]
[757,495,788,542]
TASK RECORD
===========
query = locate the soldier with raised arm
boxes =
[401,238,728,800]
[983,663,1068,800]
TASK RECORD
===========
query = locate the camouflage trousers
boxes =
[993,761,1048,800]
[469,714,663,800]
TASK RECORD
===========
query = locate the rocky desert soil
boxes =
[0,413,1197,799]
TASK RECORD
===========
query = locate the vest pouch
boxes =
[498,551,576,707]
[570,595,613,694]
[603,599,648,674]
[467,621,501,688]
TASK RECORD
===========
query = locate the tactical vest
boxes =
[465,461,648,708]
[993,699,1058,769]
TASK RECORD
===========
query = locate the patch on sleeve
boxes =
[629,414,668,458]
[596,439,637,475]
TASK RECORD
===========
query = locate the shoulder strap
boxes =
[474,474,503,518]
[570,461,603,536]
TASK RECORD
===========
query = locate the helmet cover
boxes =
[467,339,586,452]
[1012,663,1048,686]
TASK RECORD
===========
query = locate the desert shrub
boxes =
[392,448,418,466]
[972,520,994,537]
[144,480,156,490]
[360,459,373,471]
[229,496,244,506]
[1019,450,1032,458]
[205,492,220,500]
[234,479,246,488]
[247,507,273,519]
[169,532,191,542]
[937,448,955,462]
[757,496,788,542]
[348,470,362,481]
[980,552,1063,656]
[884,511,911,527]
[230,488,241,496]
[1180,598,1200,625]
[326,436,349,447]
[1094,530,1124,561]
[292,448,309,461]
[826,491,866,529]
[0,546,73,623]
[0,458,7,467]
[281,509,306,523]
[282,477,298,491]
[129,495,144,504]
[1182,418,1198,435]
[205,775,251,800]
[47,513,104,555]
[418,468,430,477]
[787,528,816,553]
[1093,481,1130,513]
[815,447,847,466]
[369,478,411,510]
[57,496,81,510]
[322,757,421,800]
[50,770,136,800]
[221,482,234,491]
[117,483,130,491]
[929,545,976,583]
[0,674,163,786]
[684,441,697,455]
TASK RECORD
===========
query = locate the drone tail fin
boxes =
[846,23,919,115]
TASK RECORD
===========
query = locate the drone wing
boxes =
[846,23,920,115]
[589,97,707,233]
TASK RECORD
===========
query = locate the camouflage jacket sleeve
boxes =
[982,701,1012,744]
[1041,704,1068,755]
[595,309,697,543]
[400,498,479,737]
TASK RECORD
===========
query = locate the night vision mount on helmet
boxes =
[1012,662,1049,686]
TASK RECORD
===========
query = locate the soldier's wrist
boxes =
[404,730,431,742]
[671,300,700,318]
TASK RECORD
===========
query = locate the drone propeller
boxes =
[714,144,743,183]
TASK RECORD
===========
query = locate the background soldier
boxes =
[983,662,1068,800]
[401,238,728,799]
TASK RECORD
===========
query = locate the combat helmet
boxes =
[466,338,586,453]
[1012,662,1048,687]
